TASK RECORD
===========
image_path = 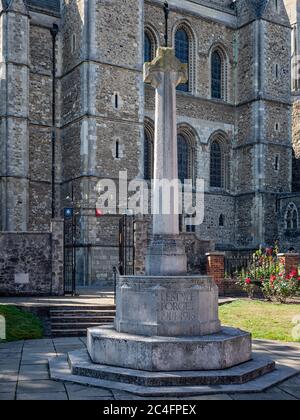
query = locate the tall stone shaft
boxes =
[144,47,188,236]
[144,48,188,276]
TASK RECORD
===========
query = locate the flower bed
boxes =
[236,246,300,303]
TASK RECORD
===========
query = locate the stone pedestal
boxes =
[87,326,252,372]
[114,275,221,337]
[146,236,187,277]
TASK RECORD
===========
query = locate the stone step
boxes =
[51,329,88,337]
[68,349,276,387]
[50,305,116,312]
[50,310,116,315]
[50,354,295,398]
[51,322,114,330]
[51,316,115,323]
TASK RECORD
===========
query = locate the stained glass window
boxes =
[210,141,222,188]
[211,51,222,99]
[175,29,189,92]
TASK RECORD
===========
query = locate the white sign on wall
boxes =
[0,315,6,340]
[14,273,29,285]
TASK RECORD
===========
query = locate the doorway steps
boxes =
[50,305,116,337]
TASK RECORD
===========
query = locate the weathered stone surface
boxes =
[0,220,64,296]
[87,326,252,372]
[114,275,221,337]
[69,349,274,386]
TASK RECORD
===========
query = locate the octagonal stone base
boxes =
[115,275,221,337]
[87,326,252,372]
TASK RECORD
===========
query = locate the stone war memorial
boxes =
[50,46,277,397]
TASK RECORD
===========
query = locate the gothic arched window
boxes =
[286,203,299,231]
[210,141,222,188]
[175,28,189,92]
[144,32,152,63]
[144,127,154,181]
[178,134,189,183]
[211,51,222,99]
[144,28,158,63]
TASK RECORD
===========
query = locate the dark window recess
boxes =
[144,32,153,63]
[211,51,222,99]
[219,214,225,227]
[144,131,154,180]
[178,134,189,183]
[175,29,189,92]
[114,94,119,109]
[116,141,120,159]
[210,141,222,188]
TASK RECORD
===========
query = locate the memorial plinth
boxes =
[114,276,221,337]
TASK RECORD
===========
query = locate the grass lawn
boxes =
[219,299,300,343]
[0,305,43,342]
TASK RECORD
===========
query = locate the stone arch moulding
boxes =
[144,24,160,61]
[208,42,230,102]
[172,20,197,95]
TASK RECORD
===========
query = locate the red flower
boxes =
[290,270,298,278]
[266,248,273,256]
[270,275,276,283]
[298,277,300,282]
[245,278,252,285]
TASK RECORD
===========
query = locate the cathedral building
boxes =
[0,0,299,290]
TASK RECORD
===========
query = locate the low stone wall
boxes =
[0,220,64,296]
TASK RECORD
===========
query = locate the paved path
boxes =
[0,295,235,309]
[0,293,115,308]
[0,337,300,400]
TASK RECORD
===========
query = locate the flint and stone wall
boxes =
[0,220,64,296]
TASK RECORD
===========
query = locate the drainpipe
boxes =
[50,24,59,220]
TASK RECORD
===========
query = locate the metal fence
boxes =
[225,252,279,282]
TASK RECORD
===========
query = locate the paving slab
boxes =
[53,338,83,345]
[179,394,233,400]
[277,374,300,399]
[0,342,23,350]
[18,364,50,381]
[17,379,66,394]
[0,349,22,355]
[0,382,17,394]
[0,362,21,370]
[65,383,113,399]
[0,393,15,400]
[231,388,297,400]
[17,392,68,401]
[54,346,84,354]
[0,372,19,382]
[0,353,21,361]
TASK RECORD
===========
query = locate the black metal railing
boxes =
[225,253,279,283]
